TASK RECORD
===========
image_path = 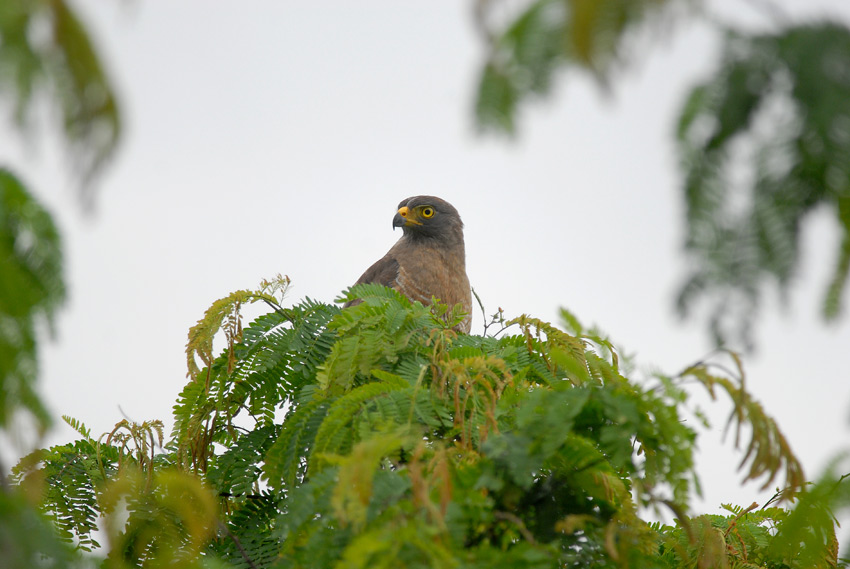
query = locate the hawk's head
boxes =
[392,196,464,244]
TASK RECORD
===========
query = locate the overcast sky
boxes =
[3,0,850,519]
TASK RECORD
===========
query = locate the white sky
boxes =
[3,0,850,523]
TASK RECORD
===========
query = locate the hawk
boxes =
[345,196,472,333]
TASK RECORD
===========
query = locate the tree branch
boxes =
[219,521,259,569]
[494,511,537,545]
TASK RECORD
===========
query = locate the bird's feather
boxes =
[343,196,471,332]
[343,254,399,308]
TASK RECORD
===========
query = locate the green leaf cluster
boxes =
[1,1,123,566]
[0,169,65,433]
[0,0,121,196]
[12,417,218,569]
[10,280,844,568]
[677,22,850,346]
[473,2,850,347]
[658,495,847,569]
[474,0,688,133]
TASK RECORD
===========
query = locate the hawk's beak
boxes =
[393,206,421,229]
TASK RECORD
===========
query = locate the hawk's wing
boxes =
[343,254,399,307]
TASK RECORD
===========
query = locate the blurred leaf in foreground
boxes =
[0,0,121,202]
[0,169,65,434]
[677,22,850,348]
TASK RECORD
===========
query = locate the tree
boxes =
[9,280,850,567]
[4,1,850,567]
[473,0,850,348]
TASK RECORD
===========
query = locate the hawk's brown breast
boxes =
[345,196,472,333]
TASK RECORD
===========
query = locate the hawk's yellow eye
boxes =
[422,207,435,218]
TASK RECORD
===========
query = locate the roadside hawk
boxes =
[344,196,472,333]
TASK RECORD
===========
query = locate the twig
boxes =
[723,502,759,538]
[262,298,286,316]
[760,488,785,510]
[219,521,259,569]
[472,287,509,337]
[491,324,511,338]
[673,348,724,379]
[472,287,489,336]
[494,511,537,545]
[660,498,694,544]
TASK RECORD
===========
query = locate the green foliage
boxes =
[0,0,121,428]
[175,274,328,473]
[770,459,850,568]
[0,0,121,196]
[678,352,805,492]
[657,496,845,569]
[473,5,850,348]
[10,418,164,552]
[0,486,79,569]
[11,417,217,569]
[676,22,850,347]
[474,0,688,133]
[99,467,217,569]
[1,3,846,567]
[0,169,65,433]
[1,1,123,566]
[12,280,844,568]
